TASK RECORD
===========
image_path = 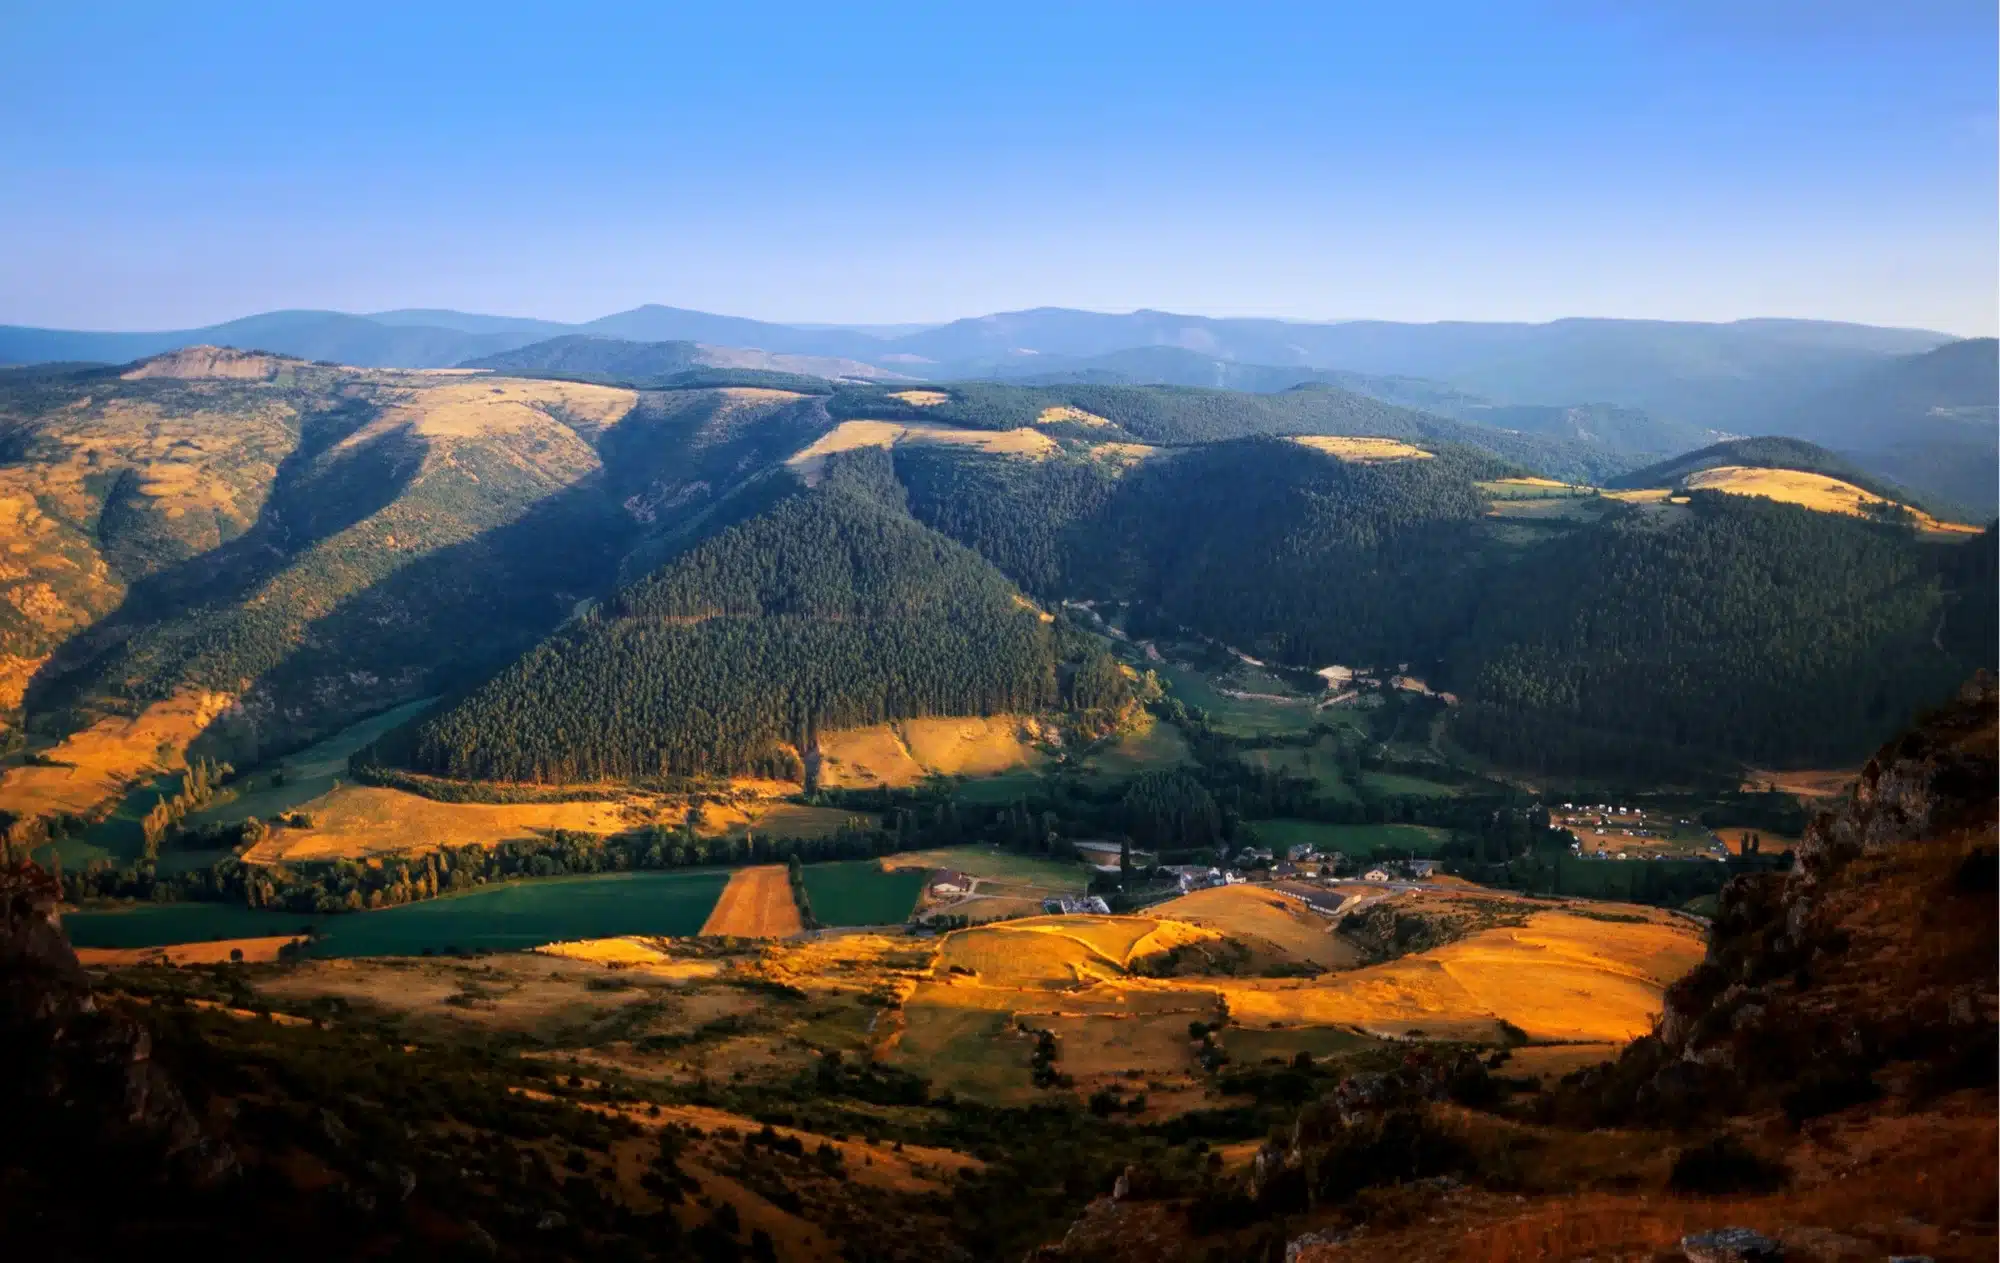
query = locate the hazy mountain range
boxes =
[2,304,1991,513]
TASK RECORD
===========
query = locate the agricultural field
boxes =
[699,865,803,937]
[1250,819,1451,859]
[1233,736,1357,801]
[1155,663,1318,738]
[1357,769,1462,798]
[799,860,929,926]
[882,845,1086,891]
[64,868,734,957]
[1076,712,1196,780]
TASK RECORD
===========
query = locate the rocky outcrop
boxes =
[1563,675,1998,1127]
[0,860,235,1187]
[119,344,296,379]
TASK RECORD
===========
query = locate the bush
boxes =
[1668,1134,1788,1195]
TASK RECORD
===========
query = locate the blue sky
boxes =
[2,1,1993,333]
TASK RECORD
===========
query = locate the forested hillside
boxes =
[401,451,1058,781]
[832,380,1634,482]
[1447,493,1988,776]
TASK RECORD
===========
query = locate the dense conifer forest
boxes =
[403,452,1059,781]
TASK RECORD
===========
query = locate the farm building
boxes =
[1041,895,1112,916]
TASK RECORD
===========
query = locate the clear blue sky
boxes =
[3,1,1993,333]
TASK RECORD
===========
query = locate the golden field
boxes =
[698,864,803,937]
[0,688,234,819]
[814,715,1046,789]
[1289,435,1434,463]
[1681,464,1978,532]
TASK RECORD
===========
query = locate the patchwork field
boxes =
[1288,435,1433,463]
[699,864,803,937]
[1681,465,1978,533]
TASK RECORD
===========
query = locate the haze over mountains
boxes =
[5,302,1992,514]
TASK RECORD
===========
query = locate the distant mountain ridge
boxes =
[460,334,906,382]
[2,304,1982,508]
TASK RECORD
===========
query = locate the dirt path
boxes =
[699,865,803,937]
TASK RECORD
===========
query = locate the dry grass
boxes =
[887,389,950,406]
[0,689,235,819]
[1150,884,1363,970]
[1601,487,1676,503]
[899,716,1045,777]
[1742,765,1860,799]
[815,716,1045,789]
[815,725,928,789]
[238,784,654,862]
[341,378,638,447]
[698,865,803,937]
[75,934,307,966]
[1036,405,1114,427]
[1215,910,1704,1041]
[937,914,1222,987]
[1289,435,1434,463]
[785,420,1056,482]
[1682,465,1977,532]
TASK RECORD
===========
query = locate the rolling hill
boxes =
[0,349,1991,820]
[1608,436,1946,514]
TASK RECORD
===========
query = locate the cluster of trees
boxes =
[139,757,233,857]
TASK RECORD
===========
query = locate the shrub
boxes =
[1668,1134,1789,1195]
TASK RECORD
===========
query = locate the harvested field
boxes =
[737,802,876,840]
[882,845,1085,890]
[1289,435,1433,463]
[786,420,1055,482]
[1681,465,1978,532]
[888,389,950,406]
[699,865,803,937]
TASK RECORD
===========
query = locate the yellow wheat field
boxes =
[1289,435,1434,463]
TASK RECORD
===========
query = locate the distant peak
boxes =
[121,345,303,381]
